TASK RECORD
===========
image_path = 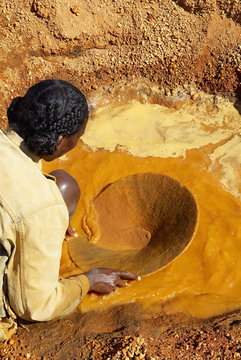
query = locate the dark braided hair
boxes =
[7,79,89,156]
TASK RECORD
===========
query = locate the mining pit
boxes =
[0,0,241,359]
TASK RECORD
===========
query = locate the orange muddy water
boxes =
[43,88,241,319]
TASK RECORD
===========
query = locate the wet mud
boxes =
[70,173,198,275]
[0,0,241,358]
[41,90,241,320]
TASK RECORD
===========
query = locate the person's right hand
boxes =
[84,267,140,294]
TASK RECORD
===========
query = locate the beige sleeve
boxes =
[6,204,90,322]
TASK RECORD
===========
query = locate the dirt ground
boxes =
[0,0,240,128]
[0,0,241,358]
[2,305,241,360]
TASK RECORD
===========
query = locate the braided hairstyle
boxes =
[7,79,89,157]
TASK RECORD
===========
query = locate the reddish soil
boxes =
[2,305,241,359]
[0,0,241,358]
[0,0,240,129]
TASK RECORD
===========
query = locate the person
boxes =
[0,79,139,340]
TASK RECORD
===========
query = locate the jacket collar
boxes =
[3,129,42,168]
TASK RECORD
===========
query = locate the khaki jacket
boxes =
[0,130,89,324]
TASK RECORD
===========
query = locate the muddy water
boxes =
[43,89,241,318]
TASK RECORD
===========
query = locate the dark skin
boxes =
[84,268,140,294]
[43,132,140,294]
[43,128,85,162]
[49,169,80,238]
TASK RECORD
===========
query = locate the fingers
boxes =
[65,223,78,239]
[115,277,126,288]
[92,282,115,295]
[95,268,141,281]
[85,268,141,295]
[94,278,126,293]
[94,274,136,294]
[117,270,141,281]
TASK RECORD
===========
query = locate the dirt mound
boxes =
[173,0,241,21]
[32,0,126,42]
[0,0,240,130]
[217,0,241,22]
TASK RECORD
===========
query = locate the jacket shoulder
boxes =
[0,131,66,220]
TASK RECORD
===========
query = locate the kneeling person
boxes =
[0,79,139,340]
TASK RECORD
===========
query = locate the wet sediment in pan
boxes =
[69,173,198,276]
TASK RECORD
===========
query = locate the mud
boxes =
[0,0,241,358]
[42,91,241,321]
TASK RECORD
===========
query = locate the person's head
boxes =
[7,79,89,161]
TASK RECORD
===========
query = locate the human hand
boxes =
[84,267,141,294]
[65,222,78,240]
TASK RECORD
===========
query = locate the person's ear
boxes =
[56,134,67,151]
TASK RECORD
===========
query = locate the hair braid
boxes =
[7,79,89,156]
